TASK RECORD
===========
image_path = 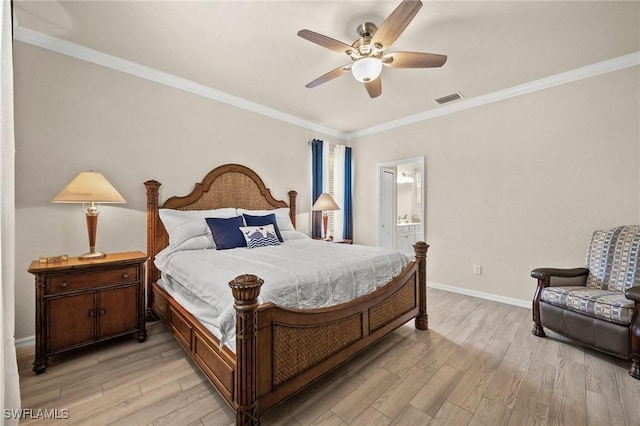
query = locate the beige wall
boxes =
[12,43,342,340]
[351,67,640,303]
[12,41,640,340]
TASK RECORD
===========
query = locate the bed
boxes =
[145,163,429,425]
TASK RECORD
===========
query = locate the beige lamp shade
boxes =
[312,193,340,211]
[52,172,126,203]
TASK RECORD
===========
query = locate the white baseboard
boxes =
[15,335,35,349]
[428,281,530,309]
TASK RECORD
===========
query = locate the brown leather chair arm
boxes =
[626,286,640,303]
[531,267,589,281]
[530,267,589,337]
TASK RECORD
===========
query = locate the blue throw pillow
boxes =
[243,213,283,242]
[205,216,246,250]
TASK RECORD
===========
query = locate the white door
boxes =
[379,168,396,250]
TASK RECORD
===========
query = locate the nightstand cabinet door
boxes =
[98,285,138,337]
[48,293,95,352]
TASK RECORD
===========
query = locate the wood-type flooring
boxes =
[17,288,640,425]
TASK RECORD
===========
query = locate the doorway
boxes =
[377,157,425,255]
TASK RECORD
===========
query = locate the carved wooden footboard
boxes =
[151,243,428,425]
[145,164,429,425]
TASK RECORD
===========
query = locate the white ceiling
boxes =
[13,1,640,137]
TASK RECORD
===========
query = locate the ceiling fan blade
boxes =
[305,64,352,88]
[364,78,382,98]
[297,29,354,55]
[383,51,447,68]
[371,0,423,50]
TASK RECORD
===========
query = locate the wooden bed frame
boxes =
[144,163,429,425]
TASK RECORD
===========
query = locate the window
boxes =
[326,143,336,238]
[311,139,352,241]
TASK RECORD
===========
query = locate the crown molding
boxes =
[13,26,349,140]
[13,25,638,142]
[347,52,640,140]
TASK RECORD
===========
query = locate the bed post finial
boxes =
[144,180,161,320]
[229,274,264,426]
[288,190,297,229]
[413,241,429,330]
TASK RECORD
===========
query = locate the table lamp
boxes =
[52,171,126,260]
[312,193,340,240]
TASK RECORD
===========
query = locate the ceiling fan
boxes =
[297,0,447,98]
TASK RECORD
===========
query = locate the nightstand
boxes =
[28,251,147,374]
[314,238,353,244]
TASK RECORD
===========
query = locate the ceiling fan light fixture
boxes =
[351,57,382,83]
[298,0,445,98]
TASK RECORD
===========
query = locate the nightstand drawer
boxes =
[48,266,138,294]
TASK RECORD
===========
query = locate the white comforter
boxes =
[155,238,409,349]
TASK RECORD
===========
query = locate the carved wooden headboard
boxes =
[144,163,297,294]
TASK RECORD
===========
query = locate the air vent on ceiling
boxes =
[435,92,464,105]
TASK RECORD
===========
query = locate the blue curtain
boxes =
[343,147,353,240]
[311,139,323,239]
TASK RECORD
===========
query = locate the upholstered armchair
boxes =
[531,225,640,379]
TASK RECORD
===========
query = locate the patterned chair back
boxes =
[586,225,640,292]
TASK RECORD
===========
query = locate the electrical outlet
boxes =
[474,265,482,275]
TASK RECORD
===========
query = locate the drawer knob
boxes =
[122,273,129,279]
[88,310,95,318]
[60,281,69,288]
[98,308,106,316]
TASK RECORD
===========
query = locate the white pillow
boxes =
[281,230,311,241]
[237,207,295,232]
[159,208,237,250]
